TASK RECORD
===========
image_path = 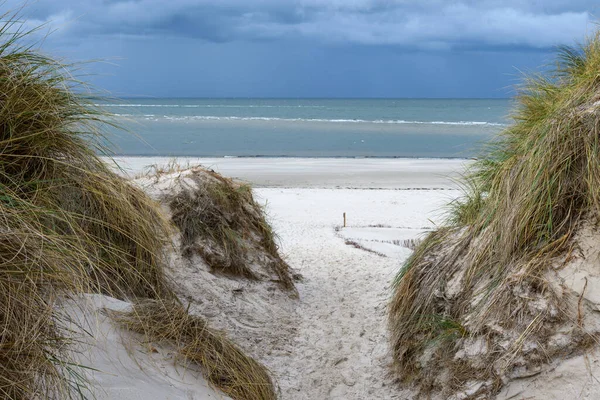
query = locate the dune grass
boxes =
[389,32,600,395]
[0,14,170,397]
[169,168,295,290]
[0,12,276,400]
[109,299,277,400]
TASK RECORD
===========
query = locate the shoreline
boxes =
[109,154,474,159]
[108,156,470,189]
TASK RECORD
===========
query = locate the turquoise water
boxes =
[101,98,512,158]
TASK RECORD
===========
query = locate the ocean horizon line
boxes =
[107,154,475,160]
[104,96,512,101]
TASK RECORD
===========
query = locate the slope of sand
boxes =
[107,157,463,399]
[68,294,230,400]
[87,156,600,400]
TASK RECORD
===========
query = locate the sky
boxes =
[7,0,600,98]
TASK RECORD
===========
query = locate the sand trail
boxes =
[254,188,454,399]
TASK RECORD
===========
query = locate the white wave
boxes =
[120,114,506,127]
[112,113,156,117]
[98,104,177,107]
[98,104,325,108]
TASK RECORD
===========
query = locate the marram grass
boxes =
[169,168,295,290]
[109,300,277,400]
[389,31,600,395]
[0,12,276,400]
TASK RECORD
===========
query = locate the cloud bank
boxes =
[5,0,597,97]
[12,0,596,50]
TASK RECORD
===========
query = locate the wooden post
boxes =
[343,212,346,228]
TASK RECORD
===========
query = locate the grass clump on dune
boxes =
[0,16,171,398]
[0,18,171,300]
[109,300,277,400]
[169,168,295,290]
[0,13,276,400]
[389,32,600,396]
[0,201,90,399]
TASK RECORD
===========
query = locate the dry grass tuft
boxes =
[0,12,276,400]
[0,205,88,399]
[169,168,295,290]
[54,174,173,299]
[108,299,277,400]
[141,159,190,180]
[0,13,172,397]
[0,21,177,400]
[389,31,600,397]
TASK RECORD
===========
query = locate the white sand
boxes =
[91,157,463,399]
[107,156,470,189]
[67,294,231,400]
[253,188,455,399]
[112,157,463,399]
[84,156,600,400]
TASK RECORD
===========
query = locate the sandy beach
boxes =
[254,188,452,398]
[107,157,464,399]
[86,156,600,400]
[5,5,599,399]
[108,156,469,189]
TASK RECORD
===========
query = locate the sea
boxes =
[100,98,512,158]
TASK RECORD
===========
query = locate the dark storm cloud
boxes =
[5,0,597,97]
[12,0,597,50]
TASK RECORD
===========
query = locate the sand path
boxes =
[110,157,466,399]
[255,188,455,399]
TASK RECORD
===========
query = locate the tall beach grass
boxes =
[168,168,295,290]
[389,31,600,395]
[0,11,275,400]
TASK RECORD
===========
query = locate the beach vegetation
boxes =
[168,169,295,290]
[389,31,600,397]
[0,11,276,400]
[109,299,277,400]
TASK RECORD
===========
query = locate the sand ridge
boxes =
[88,157,600,399]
